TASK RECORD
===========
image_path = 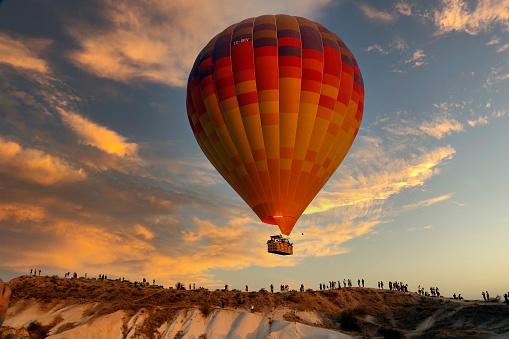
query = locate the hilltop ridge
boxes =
[1,275,509,338]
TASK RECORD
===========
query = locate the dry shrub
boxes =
[339,309,361,332]
[27,321,51,339]
[378,326,403,339]
[200,304,212,318]
[174,330,184,339]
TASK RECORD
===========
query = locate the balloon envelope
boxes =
[187,15,364,236]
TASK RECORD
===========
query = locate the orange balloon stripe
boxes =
[231,18,273,219]
[193,38,264,215]
[253,18,280,222]
[286,18,324,221]
[276,15,301,224]
[211,26,272,220]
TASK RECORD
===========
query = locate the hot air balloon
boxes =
[186,15,364,255]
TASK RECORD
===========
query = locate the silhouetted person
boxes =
[482,291,486,302]
[270,284,273,293]
[486,291,490,302]
[30,269,33,275]
[246,285,248,292]
[358,279,360,287]
[0,278,11,327]
[362,279,364,287]
[504,293,508,305]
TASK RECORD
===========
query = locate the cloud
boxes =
[0,136,87,185]
[419,116,463,139]
[405,49,427,67]
[0,33,51,73]
[57,108,138,157]
[0,203,45,224]
[297,220,380,257]
[366,44,386,54]
[360,4,398,23]
[484,67,509,89]
[390,36,409,51]
[468,115,489,126]
[65,0,332,87]
[395,1,413,16]
[406,225,433,231]
[401,193,454,212]
[304,136,456,215]
[366,37,408,56]
[496,42,509,52]
[486,36,500,45]
[433,0,509,35]
[492,110,506,118]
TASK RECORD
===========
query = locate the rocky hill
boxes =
[1,276,508,338]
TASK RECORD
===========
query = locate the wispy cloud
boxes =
[433,0,509,35]
[419,115,463,139]
[406,225,433,231]
[65,0,332,87]
[0,203,45,223]
[57,108,138,157]
[360,4,398,23]
[395,1,413,16]
[467,115,489,126]
[405,49,428,67]
[366,44,386,54]
[496,42,509,52]
[492,110,506,118]
[0,136,87,186]
[401,193,454,212]
[0,33,51,73]
[305,135,456,215]
[484,67,509,89]
[486,36,500,45]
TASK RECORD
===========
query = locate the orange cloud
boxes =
[57,108,138,157]
[0,136,86,185]
[65,0,332,87]
[0,33,50,73]
[305,144,456,215]
[0,203,45,224]
[419,116,463,139]
[297,220,381,257]
[433,0,509,35]
[468,115,489,127]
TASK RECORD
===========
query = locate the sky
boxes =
[0,0,508,300]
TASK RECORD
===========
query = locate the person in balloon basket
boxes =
[0,278,11,327]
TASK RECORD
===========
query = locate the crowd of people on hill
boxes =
[415,285,440,297]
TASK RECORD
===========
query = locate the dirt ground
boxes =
[3,275,509,338]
